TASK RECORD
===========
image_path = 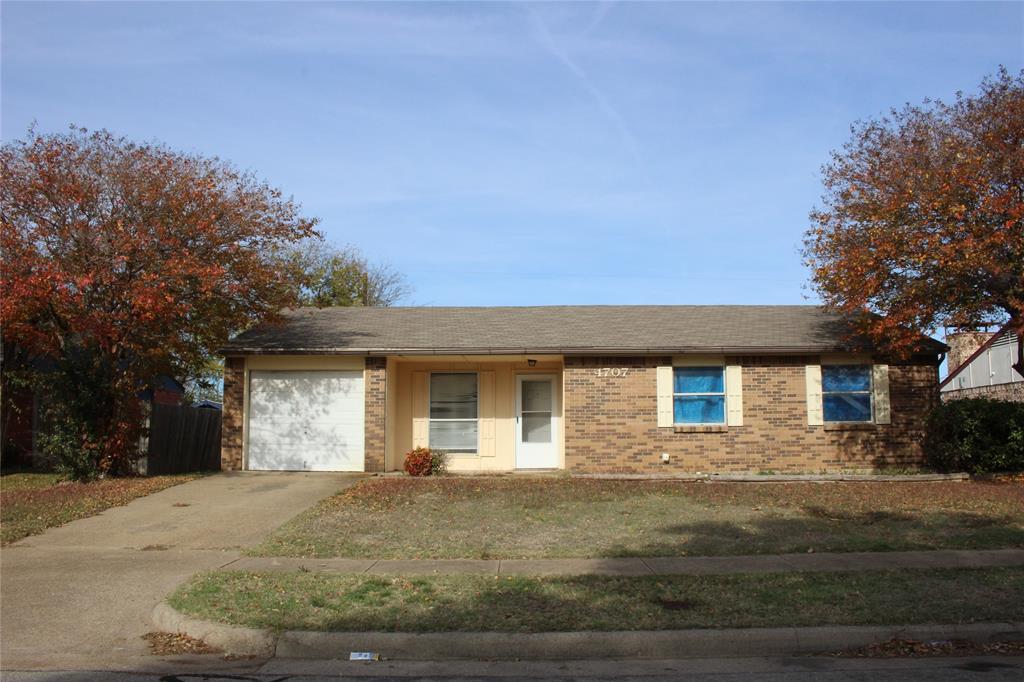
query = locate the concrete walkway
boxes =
[1,472,364,671]
[226,547,1024,576]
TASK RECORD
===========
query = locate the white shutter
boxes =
[806,364,823,426]
[872,364,891,425]
[478,371,496,456]
[726,365,743,426]
[412,371,428,448]
[656,365,674,427]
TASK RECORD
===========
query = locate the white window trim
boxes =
[821,363,874,424]
[428,372,480,454]
[672,365,727,426]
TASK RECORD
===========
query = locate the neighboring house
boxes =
[0,372,185,465]
[218,305,945,475]
[940,327,1023,402]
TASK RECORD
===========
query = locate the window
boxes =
[822,365,872,422]
[429,373,478,453]
[673,366,726,424]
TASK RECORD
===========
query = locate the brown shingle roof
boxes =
[220,305,946,356]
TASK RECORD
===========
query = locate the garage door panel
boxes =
[247,446,363,472]
[247,418,364,439]
[247,370,365,472]
[246,432,363,448]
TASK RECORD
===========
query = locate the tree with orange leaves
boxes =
[1,126,318,477]
[804,68,1023,375]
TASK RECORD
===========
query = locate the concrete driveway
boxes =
[1,471,363,671]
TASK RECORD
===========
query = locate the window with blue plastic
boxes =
[673,366,726,424]
[822,365,872,422]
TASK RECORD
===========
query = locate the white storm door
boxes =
[515,375,558,469]
[247,370,365,472]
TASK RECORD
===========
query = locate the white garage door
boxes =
[247,370,365,472]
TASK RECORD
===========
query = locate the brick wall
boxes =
[220,356,245,471]
[364,357,387,472]
[563,356,938,474]
[942,382,1024,403]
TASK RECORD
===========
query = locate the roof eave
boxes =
[218,344,922,357]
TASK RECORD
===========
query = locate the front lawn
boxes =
[171,567,1024,633]
[1,471,203,545]
[252,477,1024,559]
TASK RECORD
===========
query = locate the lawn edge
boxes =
[153,601,1023,660]
[1,472,206,547]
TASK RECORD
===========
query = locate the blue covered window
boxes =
[673,366,726,424]
[822,365,872,422]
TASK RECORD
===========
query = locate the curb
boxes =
[152,602,277,657]
[152,604,1022,660]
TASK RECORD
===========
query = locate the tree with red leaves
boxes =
[1,126,318,477]
[804,68,1023,374]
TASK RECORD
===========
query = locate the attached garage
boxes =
[247,370,365,471]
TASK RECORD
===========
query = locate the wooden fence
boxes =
[146,403,221,474]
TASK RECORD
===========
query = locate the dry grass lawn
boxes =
[252,477,1024,559]
[1,471,202,545]
[171,567,1024,633]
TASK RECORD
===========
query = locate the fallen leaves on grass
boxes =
[142,631,221,655]
[334,477,1024,517]
[256,476,1024,560]
[1,473,202,545]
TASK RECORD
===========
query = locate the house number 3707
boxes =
[594,367,630,377]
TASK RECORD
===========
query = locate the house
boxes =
[218,305,945,475]
[940,327,1023,402]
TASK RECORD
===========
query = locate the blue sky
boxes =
[3,1,1021,307]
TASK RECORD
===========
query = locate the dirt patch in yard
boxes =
[252,477,1024,559]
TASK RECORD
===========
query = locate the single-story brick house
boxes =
[218,305,945,475]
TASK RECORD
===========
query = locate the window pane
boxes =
[674,366,724,394]
[823,394,872,422]
[674,396,726,424]
[822,365,870,392]
[429,420,478,451]
[521,380,552,412]
[522,413,552,443]
[430,373,478,419]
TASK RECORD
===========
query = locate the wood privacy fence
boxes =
[146,403,221,474]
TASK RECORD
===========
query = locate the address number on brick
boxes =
[594,367,630,377]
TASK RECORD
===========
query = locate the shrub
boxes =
[924,398,1024,474]
[403,447,447,477]
[37,418,99,481]
[429,449,448,476]
[404,447,433,476]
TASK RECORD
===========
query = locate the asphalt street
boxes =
[3,656,1022,682]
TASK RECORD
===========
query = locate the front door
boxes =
[515,375,558,469]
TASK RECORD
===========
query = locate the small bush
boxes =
[429,449,448,476]
[37,414,101,481]
[924,398,1024,474]
[404,447,432,476]
[403,447,447,477]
